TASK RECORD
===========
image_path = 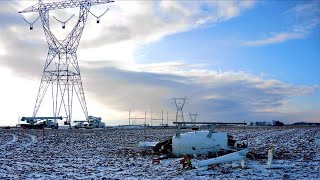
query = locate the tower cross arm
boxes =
[19,0,114,13]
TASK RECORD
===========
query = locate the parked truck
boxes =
[74,116,105,129]
[20,117,62,129]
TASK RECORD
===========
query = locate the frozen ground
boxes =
[0,126,319,179]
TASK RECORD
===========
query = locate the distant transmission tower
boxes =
[129,111,147,126]
[150,110,164,126]
[19,0,114,125]
[170,97,188,124]
[189,113,199,123]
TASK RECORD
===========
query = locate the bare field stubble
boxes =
[0,126,319,179]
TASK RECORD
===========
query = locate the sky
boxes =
[0,0,319,126]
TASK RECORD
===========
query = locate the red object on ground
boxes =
[152,157,161,164]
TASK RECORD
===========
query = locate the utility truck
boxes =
[20,116,62,129]
[74,116,105,129]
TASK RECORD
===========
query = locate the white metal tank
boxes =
[172,131,229,157]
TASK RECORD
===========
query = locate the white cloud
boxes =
[80,63,318,124]
[0,43,5,55]
[242,32,305,46]
[1,1,319,126]
[243,1,320,46]
[3,0,257,67]
[290,0,320,16]
[79,0,256,47]
[78,40,136,67]
[0,68,38,126]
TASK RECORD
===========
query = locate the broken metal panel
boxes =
[197,149,248,167]
[172,131,229,157]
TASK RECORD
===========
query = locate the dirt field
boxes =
[0,126,319,179]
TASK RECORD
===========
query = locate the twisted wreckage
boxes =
[138,122,293,170]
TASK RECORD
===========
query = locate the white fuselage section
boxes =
[172,131,230,157]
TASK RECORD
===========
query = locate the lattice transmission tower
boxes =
[170,97,188,124]
[189,113,199,123]
[19,0,114,125]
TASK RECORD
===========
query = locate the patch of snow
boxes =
[0,133,17,148]
[0,127,319,179]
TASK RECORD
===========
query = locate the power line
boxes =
[19,0,114,126]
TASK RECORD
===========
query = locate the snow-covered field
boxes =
[0,126,319,179]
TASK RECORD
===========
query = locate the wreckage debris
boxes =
[0,127,319,179]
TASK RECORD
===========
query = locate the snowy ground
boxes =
[0,126,319,179]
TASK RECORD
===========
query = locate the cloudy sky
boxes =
[0,0,319,126]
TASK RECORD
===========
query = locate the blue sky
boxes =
[0,0,319,125]
[136,1,320,85]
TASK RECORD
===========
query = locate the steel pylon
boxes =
[189,113,199,123]
[19,0,114,125]
[170,97,188,124]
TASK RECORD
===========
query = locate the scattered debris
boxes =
[0,127,319,179]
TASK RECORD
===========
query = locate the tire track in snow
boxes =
[23,134,37,148]
[0,134,18,148]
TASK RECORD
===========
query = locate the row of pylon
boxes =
[128,110,198,126]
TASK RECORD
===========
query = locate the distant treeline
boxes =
[249,120,284,126]
[291,122,320,126]
[249,121,320,126]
